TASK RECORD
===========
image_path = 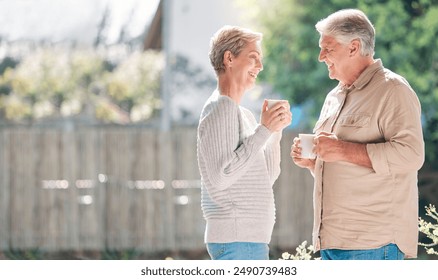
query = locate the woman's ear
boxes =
[223,50,233,67]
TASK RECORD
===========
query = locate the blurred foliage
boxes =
[0,45,163,124]
[237,0,438,167]
[419,204,438,256]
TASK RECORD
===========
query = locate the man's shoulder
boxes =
[374,68,419,104]
[381,67,411,87]
[361,66,413,96]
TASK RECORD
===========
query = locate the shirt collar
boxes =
[352,59,383,90]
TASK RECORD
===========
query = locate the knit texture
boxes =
[197,90,282,243]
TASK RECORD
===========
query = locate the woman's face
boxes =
[229,41,263,90]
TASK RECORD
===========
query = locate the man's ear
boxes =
[349,39,360,57]
[223,50,233,67]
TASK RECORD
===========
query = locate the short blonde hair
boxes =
[315,9,375,57]
[209,25,262,76]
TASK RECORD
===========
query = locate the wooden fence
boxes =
[0,124,314,255]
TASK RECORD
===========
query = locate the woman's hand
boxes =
[260,100,292,132]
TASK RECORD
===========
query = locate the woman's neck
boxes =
[218,76,244,104]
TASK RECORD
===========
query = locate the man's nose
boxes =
[318,49,326,62]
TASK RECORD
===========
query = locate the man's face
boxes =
[318,35,352,85]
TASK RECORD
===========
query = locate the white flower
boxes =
[281,252,291,260]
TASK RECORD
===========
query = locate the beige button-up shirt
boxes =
[312,59,425,258]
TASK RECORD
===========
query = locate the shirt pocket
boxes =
[337,114,371,128]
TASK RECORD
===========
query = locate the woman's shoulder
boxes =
[201,91,239,119]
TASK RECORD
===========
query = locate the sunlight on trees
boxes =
[0,45,163,124]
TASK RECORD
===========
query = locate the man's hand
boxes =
[290,137,316,172]
[315,132,372,168]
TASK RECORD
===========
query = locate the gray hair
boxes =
[315,9,375,57]
[209,25,262,76]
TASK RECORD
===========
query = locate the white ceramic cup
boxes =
[299,133,316,159]
[267,99,288,110]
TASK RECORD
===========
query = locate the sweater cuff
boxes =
[254,124,273,145]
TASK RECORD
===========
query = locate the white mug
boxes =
[299,133,316,159]
[267,99,288,110]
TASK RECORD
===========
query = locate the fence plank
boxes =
[0,130,10,250]
[76,127,103,250]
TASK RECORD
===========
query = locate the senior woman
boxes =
[196,25,292,260]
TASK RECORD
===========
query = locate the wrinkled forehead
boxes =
[318,35,340,48]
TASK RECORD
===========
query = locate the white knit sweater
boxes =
[197,90,282,244]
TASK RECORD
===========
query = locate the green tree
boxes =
[238,0,438,166]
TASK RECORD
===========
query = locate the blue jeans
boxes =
[320,243,405,260]
[206,242,269,260]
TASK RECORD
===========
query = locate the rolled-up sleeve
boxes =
[367,84,425,175]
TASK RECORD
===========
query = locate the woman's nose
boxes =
[257,59,263,71]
